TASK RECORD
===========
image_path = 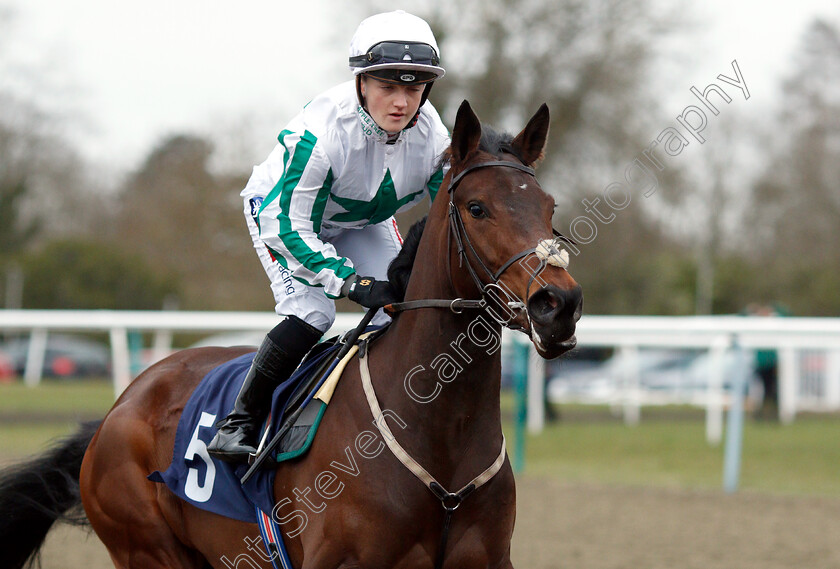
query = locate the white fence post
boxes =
[778,347,798,424]
[23,328,48,387]
[705,336,729,445]
[620,345,641,426]
[151,329,174,366]
[825,351,840,410]
[527,345,546,433]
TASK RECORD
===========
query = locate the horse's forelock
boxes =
[479,127,526,163]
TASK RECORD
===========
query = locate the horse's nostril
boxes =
[528,285,583,325]
[528,287,564,321]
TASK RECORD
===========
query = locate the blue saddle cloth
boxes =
[149,344,339,523]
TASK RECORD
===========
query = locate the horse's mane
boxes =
[387,124,527,301]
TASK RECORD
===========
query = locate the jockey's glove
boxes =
[342,275,399,309]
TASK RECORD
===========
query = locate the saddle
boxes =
[261,335,345,462]
[148,325,386,523]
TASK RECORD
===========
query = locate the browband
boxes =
[447,160,535,194]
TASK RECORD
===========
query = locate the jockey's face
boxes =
[360,76,424,134]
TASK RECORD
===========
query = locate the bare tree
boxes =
[112,134,269,311]
[0,7,107,308]
[747,17,840,314]
[0,6,106,246]
[375,0,686,204]
[752,20,840,253]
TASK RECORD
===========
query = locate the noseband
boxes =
[387,159,571,330]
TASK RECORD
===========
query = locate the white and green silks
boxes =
[241,80,450,301]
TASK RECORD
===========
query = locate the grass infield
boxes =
[506,405,840,496]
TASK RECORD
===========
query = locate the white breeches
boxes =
[245,205,403,333]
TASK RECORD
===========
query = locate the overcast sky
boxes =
[2,0,838,173]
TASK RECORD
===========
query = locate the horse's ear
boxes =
[451,100,482,163]
[512,103,550,166]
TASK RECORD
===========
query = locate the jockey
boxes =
[208,10,451,462]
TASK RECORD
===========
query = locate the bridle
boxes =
[371,157,572,569]
[387,158,572,331]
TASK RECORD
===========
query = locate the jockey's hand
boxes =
[343,275,398,309]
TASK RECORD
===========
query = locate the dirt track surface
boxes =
[38,476,840,569]
[513,477,840,569]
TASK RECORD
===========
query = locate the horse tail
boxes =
[0,420,101,569]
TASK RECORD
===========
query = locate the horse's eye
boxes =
[468,202,486,218]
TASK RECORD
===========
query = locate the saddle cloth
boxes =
[148,341,349,523]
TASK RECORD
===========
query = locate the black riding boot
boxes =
[207,315,322,462]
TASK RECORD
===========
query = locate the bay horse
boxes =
[0,100,582,569]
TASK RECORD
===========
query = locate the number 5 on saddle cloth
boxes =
[148,314,383,524]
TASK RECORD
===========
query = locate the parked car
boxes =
[0,348,14,381]
[0,334,111,379]
[547,348,763,406]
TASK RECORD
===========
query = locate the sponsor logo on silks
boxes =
[278,267,296,296]
[249,197,264,221]
[400,74,416,82]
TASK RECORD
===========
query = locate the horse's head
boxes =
[443,101,583,359]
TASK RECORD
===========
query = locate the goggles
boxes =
[350,41,440,68]
[364,69,438,85]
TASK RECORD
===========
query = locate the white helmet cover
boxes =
[348,10,445,81]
